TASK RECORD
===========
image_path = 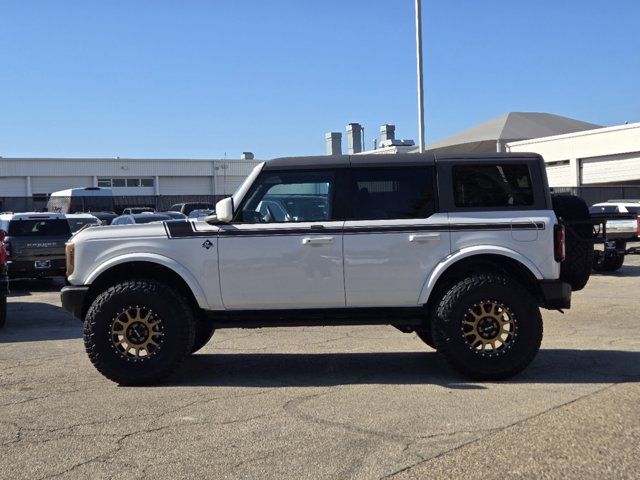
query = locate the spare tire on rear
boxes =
[551,194,593,291]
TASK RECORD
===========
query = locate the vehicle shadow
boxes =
[7,278,66,297]
[606,264,640,277]
[0,302,81,343]
[169,348,640,388]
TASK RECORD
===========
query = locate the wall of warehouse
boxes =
[507,122,640,187]
[0,158,260,197]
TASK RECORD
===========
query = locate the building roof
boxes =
[425,112,601,153]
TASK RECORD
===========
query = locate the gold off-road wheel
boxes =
[432,273,542,380]
[84,280,195,385]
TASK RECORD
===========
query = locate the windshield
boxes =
[590,205,619,214]
[134,216,170,224]
[8,219,72,237]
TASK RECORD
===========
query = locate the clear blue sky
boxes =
[1,0,639,159]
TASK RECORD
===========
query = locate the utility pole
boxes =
[415,0,425,153]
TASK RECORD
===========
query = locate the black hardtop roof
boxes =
[263,152,541,170]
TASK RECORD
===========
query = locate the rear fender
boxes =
[417,245,543,305]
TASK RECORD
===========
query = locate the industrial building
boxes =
[327,112,640,188]
[0,155,259,198]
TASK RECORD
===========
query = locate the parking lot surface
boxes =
[1,259,640,479]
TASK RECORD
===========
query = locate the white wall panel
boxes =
[159,177,213,195]
[31,176,93,194]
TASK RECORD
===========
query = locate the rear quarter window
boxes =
[453,164,534,208]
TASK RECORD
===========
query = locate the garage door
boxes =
[545,163,573,187]
[31,177,93,194]
[160,177,213,195]
[581,152,640,185]
[0,177,28,196]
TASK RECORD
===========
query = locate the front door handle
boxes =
[409,233,441,243]
[302,236,334,245]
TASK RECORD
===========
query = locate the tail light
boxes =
[0,230,11,259]
[65,242,75,276]
[554,224,566,262]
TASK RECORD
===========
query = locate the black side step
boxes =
[204,307,426,329]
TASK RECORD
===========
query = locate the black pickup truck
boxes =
[0,213,72,279]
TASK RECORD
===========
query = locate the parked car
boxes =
[122,207,156,215]
[47,187,114,214]
[168,202,214,216]
[90,212,119,226]
[0,231,7,328]
[111,213,173,225]
[0,212,72,279]
[157,211,187,220]
[589,200,640,271]
[66,213,101,233]
[62,153,598,385]
[187,209,214,220]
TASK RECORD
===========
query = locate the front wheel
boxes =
[432,274,543,380]
[83,279,196,385]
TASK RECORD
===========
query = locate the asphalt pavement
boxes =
[1,259,639,479]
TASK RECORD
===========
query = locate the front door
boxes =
[218,169,345,309]
[343,165,451,307]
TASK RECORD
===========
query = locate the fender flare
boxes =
[85,253,208,309]
[417,245,543,305]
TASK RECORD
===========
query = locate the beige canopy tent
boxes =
[425,112,601,153]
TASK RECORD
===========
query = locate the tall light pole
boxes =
[415,0,425,153]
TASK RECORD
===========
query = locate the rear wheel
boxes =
[191,320,215,354]
[83,279,195,385]
[593,251,625,272]
[432,273,543,380]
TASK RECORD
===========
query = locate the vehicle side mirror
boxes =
[207,197,234,224]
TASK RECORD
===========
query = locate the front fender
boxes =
[85,253,208,309]
[417,245,543,305]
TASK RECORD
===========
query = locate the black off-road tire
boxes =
[191,320,215,354]
[0,293,6,329]
[551,194,593,291]
[593,251,625,272]
[83,279,196,385]
[432,273,543,380]
[416,329,436,349]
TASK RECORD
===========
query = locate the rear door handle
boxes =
[302,236,334,245]
[409,233,441,243]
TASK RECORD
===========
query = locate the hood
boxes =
[72,221,169,242]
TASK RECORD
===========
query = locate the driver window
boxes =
[238,171,334,223]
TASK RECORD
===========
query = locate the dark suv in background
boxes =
[0,213,72,279]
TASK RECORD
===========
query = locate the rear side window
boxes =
[625,206,640,214]
[453,164,534,208]
[350,167,435,220]
[8,219,72,237]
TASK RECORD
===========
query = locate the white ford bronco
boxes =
[61,153,593,385]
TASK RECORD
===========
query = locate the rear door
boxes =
[343,164,450,307]
[218,169,346,309]
[437,158,557,278]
